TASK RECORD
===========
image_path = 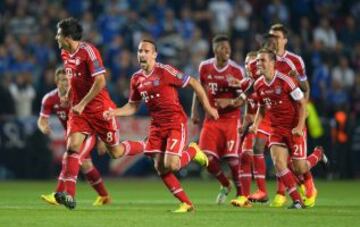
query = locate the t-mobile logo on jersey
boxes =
[208,82,218,95]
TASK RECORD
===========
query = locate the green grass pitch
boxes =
[0,179,359,227]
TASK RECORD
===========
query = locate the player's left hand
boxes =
[72,103,85,115]
[292,127,303,136]
[215,98,232,109]
[228,77,242,87]
[206,107,219,120]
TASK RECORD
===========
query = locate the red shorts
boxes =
[199,118,241,159]
[144,122,188,157]
[241,132,255,153]
[268,129,307,159]
[67,108,120,147]
[256,119,272,138]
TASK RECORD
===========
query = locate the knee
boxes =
[67,142,81,153]
[108,144,125,159]
[80,159,93,172]
[273,158,287,172]
[292,162,308,175]
[164,161,180,172]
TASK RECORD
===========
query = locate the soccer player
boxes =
[251,48,306,208]
[54,17,144,209]
[38,67,111,206]
[105,39,219,213]
[268,24,325,207]
[235,51,270,206]
[252,48,323,209]
[191,35,246,205]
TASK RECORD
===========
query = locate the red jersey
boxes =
[129,63,190,126]
[40,89,70,129]
[199,58,245,119]
[278,50,307,82]
[254,71,304,131]
[61,42,114,114]
[247,57,296,118]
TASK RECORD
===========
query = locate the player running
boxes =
[38,67,111,206]
[105,39,219,213]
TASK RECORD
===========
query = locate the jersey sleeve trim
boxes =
[40,113,50,118]
[181,75,191,87]
[91,69,106,77]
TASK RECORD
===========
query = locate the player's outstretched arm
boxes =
[104,102,141,120]
[190,93,201,124]
[292,97,307,136]
[73,74,106,115]
[37,116,51,135]
[249,105,264,134]
[188,77,219,120]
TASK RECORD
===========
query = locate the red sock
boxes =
[277,168,302,202]
[121,140,145,156]
[240,152,252,197]
[253,153,267,194]
[207,156,230,187]
[160,172,192,205]
[56,154,66,192]
[64,152,81,197]
[83,167,108,196]
[303,171,315,197]
[180,146,196,168]
[276,177,286,195]
[226,157,241,196]
[307,147,323,169]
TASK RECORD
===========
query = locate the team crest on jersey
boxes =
[275,86,282,95]
[207,75,212,79]
[54,104,59,109]
[153,79,160,86]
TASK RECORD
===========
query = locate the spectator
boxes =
[313,17,337,49]
[9,73,36,118]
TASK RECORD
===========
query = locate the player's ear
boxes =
[154,51,158,59]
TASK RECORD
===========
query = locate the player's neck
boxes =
[143,62,155,75]
[277,49,286,57]
[68,40,80,54]
[265,69,275,82]
[215,58,227,69]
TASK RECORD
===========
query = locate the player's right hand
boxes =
[103,110,115,120]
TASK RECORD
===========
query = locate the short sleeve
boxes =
[40,95,52,118]
[84,44,106,77]
[199,63,205,84]
[128,77,142,103]
[294,57,307,81]
[162,64,190,88]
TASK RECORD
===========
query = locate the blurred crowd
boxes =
[0,0,360,177]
